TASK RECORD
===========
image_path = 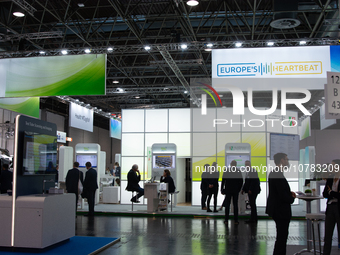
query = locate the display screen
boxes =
[76,154,97,168]
[22,131,57,175]
[152,155,175,169]
[270,133,300,161]
[226,155,250,167]
[110,118,122,140]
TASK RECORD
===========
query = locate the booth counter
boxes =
[14,193,75,248]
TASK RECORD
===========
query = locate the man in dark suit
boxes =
[0,164,12,194]
[65,162,84,212]
[207,162,219,212]
[83,162,98,216]
[322,159,340,255]
[200,164,209,210]
[221,160,243,224]
[242,160,261,223]
[266,153,296,255]
[126,164,144,202]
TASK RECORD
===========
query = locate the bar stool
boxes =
[169,191,179,212]
[306,213,325,255]
[126,189,136,211]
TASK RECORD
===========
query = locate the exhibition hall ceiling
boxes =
[0,0,339,118]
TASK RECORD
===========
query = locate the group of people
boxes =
[200,160,261,224]
[126,164,176,203]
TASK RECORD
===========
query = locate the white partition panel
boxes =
[145,133,168,153]
[193,133,216,157]
[283,111,298,134]
[192,108,216,132]
[169,109,191,132]
[145,109,168,132]
[257,182,267,207]
[267,110,283,133]
[216,108,241,132]
[242,109,266,132]
[121,133,144,156]
[122,109,144,132]
[217,133,241,156]
[169,133,191,157]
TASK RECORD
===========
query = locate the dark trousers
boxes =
[273,218,290,255]
[87,190,96,215]
[132,187,144,201]
[248,193,258,221]
[224,192,239,221]
[207,188,218,210]
[201,189,208,209]
[323,203,340,255]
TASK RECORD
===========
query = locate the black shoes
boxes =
[245,220,257,224]
[130,198,140,203]
[213,210,218,213]
[207,209,212,212]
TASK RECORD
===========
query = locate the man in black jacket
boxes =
[200,164,209,210]
[0,164,12,194]
[127,164,144,202]
[221,160,243,224]
[65,162,84,212]
[207,162,219,212]
[83,162,98,216]
[322,159,340,255]
[242,160,261,223]
[266,153,296,255]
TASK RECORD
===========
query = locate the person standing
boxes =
[0,164,12,194]
[200,164,209,210]
[65,162,84,212]
[127,164,144,202]
[322,159,340,255]
[207,162,219,212]
[83,162,98,216]
[266,153,296,255]
[242,160,261,223]
[114,162,121,178]
[221,160,243,224]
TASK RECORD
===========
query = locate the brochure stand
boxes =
[158,183,168,212]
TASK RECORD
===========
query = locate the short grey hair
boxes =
[132,164,138,170]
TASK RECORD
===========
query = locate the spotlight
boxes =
[204,48,212,52]
[300,41,307,45]
[144,46,151,50]
[78,3,85,7]
[13,11,25,17]
[85,49,91,53]
[235,42,242,47]
[61,50,68,55]
[267,42,274,46]
[39,51,45,54]
[181,44,188,49]
[135,96,140,99]
[112,80,119,84]
[107,47,113,52]
[207,43,213,47]
[187,0,199,6]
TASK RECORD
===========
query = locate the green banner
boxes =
[2,54,106,97]
[0,97,39,118]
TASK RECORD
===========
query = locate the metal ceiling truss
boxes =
[0,0,338,116]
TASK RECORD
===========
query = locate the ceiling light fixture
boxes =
[112,80,119,84]
[300,41,307,45]
[207,43,213,47]
[78,3,85,7]
[13,11,25,17]
[107,47,113,52]
[235,42,242,47]
[84,49,91,53]
[61,50,68,55]
[135,96,140,99]
[144,46,151,50]
[39,51,45,54]
[267,42,274,46]
[187,0,199,6]
[181,44,188,49]
[204,48,212,52]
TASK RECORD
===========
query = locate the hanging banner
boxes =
[0,54,106,97]
[69,102,93,132]
[212,45,340,91]
[0,97,39,118]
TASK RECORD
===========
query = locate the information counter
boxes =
[14,193,75,248]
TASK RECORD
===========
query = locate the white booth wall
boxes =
[121,108,300,207]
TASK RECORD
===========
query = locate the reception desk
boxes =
[14,193,75,248]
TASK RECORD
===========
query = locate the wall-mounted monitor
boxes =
[270,133,300,161]
[76,154,98,168]
[22,131,57,175]
[226,155,250,167]
[152,155,175,169]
